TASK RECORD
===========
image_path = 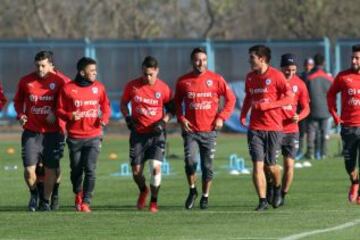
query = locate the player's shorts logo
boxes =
[49,83,56,90]
[265,79,271,85]
[206,79,213,87]
[292,85,298,93]
[92,87,98,94]
[155,92,161,99]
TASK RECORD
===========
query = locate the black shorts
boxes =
[340,126,360,168]
[281,132,299,159]
[21,130,65,169]
[247,130,282,166]
[129,131,166,166]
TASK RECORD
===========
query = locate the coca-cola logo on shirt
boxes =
[31,105,51,115]
[189,101,212,110]
[135,107,157,116]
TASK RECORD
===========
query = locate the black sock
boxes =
[259,198,267,203]
[43,199,50,204]
[30,187,38,196]
[151,196,157,203]
[52,183,60,197]
[140,185,147,193]
[190,187,197,194]
[281,190,287,198]
[202,196,208,200]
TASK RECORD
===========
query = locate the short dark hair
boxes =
[190,47,207,60]
[34,50,53,63]
[249,45,271,63]
[352,44,360,53]
[313,53,325,66]
[77,57,96,72]
[142,56,158,68]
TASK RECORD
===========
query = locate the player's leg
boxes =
[265,131,283,208]
[281,133,299,205]
[41,132,65,211]
[340,126,360,203]
[319,118,329,159]
[129,132,148,210]
[297,118,307,158]
[198,131,217,209]
[67,137,84,211]
[81,137,101,212]
[146,132,166,213]
[182,131,199,209]
[50,167,61,210]
[247,130,268,211]
[306,119,316,159]
[21,130,42,212]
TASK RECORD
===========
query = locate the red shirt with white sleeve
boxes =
[121,77,172,134]
[57,81,111,139]
[174,70,236,132]
[14,72,67,133]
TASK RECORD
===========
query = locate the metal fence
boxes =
[0,38,331,101]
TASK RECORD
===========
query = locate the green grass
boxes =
[0,133,359,240]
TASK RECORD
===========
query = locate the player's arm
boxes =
[295,86,310,122]
[0,82,7,111]
[56,88,74,122]
[327,75,342,125]
[240,79,252,127]
[120,83,136,131]
[254,77,293,111]
[13,80,27,125]
[215,77,236,130]
[174,81,193,132]
[99,86,111,127]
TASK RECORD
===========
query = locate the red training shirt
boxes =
[57,81,111,139]
[174,70,236,132]
[14,72,67,133]
[0,82,7,110]
[282,75,310,133]
[327,69,360,127]
[240,66,293,131]
[121,77,172,134]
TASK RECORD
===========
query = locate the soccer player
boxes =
[38,52,71,210]
[327,44,360,204]
[121,56,174,213]
[306,54,333,160]
[278,53,310,205]
[240,45,293,211]
[297,58,314,161]
[57,57,110,212]
[14,51,67,211]
[175,47,235,210]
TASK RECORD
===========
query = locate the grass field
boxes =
[0,133,359,240]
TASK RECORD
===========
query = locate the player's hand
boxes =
[181,119,193,133]
[240,116,248,128]
[72,111,82,121]
[292,113,299,123]
[46,111,56,124]
[125,116,136,131]
[214,118,223,130]
[334,116,343,126]
[153,119,166,134]
[19,115,28,126]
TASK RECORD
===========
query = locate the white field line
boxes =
[279,218,360,240]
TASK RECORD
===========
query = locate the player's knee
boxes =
[202,168,213,181]
[185,162,197,176]
[149,159,162,187]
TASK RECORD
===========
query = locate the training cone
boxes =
[6,148,15,155]
[109,153,118,160]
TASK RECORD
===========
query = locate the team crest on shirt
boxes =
[292,85,298,93]
[155,92,161,99]
[49,83,56,90]
[206,79,213,87]
[265,79,271,85]
[92,87,98,94]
